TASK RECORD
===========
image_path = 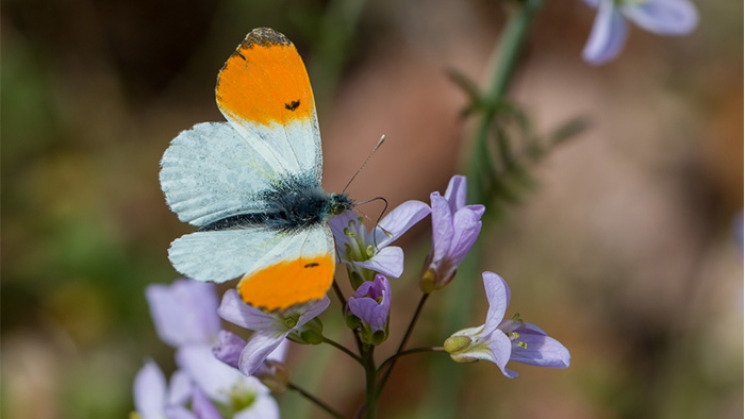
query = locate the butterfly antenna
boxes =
[342,134,386,195]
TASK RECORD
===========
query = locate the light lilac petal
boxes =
[146,279,221,347]
[374,200,431,248]
[444,175,467,212]
[623,0,698,35]
[267,338,289,363]
[482,272,510,332]
[133,361,166,419]
[218,289,282,332]
[487,330,516,378]
[213,330,247,369]
[447,207,484,264]
[176,345,246,404]
[235,394,280,419]
[164,406,197,419]
[190,387,222,419]
[582,0,601,7]
[510,327,571,369]
[430,193,455,262]
[582,0,629,65]
[353,246,404,278]
[167,370,192,407]
[238,332,287,376]
[296,296,331,327]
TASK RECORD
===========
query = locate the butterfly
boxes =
[159,28,352,311]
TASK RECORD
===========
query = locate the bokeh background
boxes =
[2,0,742,418]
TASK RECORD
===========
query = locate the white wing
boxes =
[160,121,313,227]
[168,224,334,284]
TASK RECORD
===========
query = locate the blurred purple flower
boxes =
[144,279,279,418]
[218,289,329,375]
[146,279,221,346]
[329,201,430,286]
[132,360,197,419]
[347,274,391,344]
[444,272,570,378]
[421,175,484,292]
[582,0,698,65]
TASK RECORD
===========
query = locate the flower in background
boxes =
[329,201,430,288]
[218,289,330,376]
[346,274,392,345]
[421,175,484,293]
[132,360,197,419]
[582,0,698,65]
[444,272,570,378]
[144,279,279,418]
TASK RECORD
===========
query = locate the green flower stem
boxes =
[376,346,445,373]
[424,2,546,418]
[287,381,345,419]
[322,336,364,365]
[362,344,378,419]
[376,292,430,397]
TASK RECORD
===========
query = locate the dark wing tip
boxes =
[242,27,292,48]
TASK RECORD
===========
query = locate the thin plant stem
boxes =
[377,346,445,373]
[333,280,366,355]
[323,336,364,365]
[362,344,377,419]
[287,381,345,419]
[376,292,430,396]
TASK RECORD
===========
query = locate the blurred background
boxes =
[2,0,742,418]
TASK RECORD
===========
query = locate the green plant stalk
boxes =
[288,382,345,419]
[422,1,545,418]
[363,344,378,419]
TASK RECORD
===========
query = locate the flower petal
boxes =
[374,200,431,248]
[482,272,510,332]
[446,206,484,264]
[486,332,519,378]
[133,361,166,419]
[582,0,629,65]
[238,332,287,376]
[176,345,247,404]
[213,330,247,369]
[430,192,455,262]
[347,275,391,331]
[328,210,360,254]
[444,175,467,212]
[218,289,283,332]
[623,0,698,35]
[296,296,331,328]
[190,387,222,419]
[353,246,404,278]
[146,279,221,347]
[510,326,571,369]
[167,370,192,407]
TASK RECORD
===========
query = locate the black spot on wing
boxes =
[285,100,300,111]
[304,262,320,268]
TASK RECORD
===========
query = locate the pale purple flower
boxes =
[176,345,279,418]
[146,279,221,346]
[218,289,329,375]
[421,175,484,292]
[582,0,698,65]
[444,272,570,378]
[144,279,279,418]
[329,200,430,285]
[347,274,391,344]
[132,360,198,419]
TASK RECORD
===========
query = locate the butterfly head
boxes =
[329,193,354,217]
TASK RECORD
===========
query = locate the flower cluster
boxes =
[136,175,571,418]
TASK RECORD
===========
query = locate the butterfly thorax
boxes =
[198,177,352,232]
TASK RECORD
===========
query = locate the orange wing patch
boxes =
[237,254,335,311]
[216,28,315,127]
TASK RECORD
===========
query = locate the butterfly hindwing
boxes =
[168,225,336,310]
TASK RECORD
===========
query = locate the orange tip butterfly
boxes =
[159,28,352,311]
